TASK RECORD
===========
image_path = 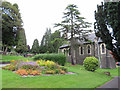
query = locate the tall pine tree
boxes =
[15,28,28,53]
[55,4,92,65]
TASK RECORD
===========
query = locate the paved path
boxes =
[0,64,9,69]
[95,76,120,90]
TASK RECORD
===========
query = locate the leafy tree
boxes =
[15,28,28,53]
[31,39,40,54]
[51,38,64,53]
[40,29,65,53]
[94,2,120,62]
[1,1,23,53]
[55,4,92,65]
[39,28,52,53]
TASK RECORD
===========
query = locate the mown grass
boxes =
[1,64,118,88]
[1,55,33,62]
[1,55,119,88]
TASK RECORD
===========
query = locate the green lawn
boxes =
[1,64,118,88]
[1,55,33,62]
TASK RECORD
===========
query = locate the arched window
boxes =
[69,48,71,56]
[102,44,105,53]
[81,47,83,55]
[87,45,91,54]
[101,43,106,54]
[79,46,84,55]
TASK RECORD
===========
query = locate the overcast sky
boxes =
[5,0,103,48]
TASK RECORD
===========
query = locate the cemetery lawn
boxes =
[1,55,33,62]
[1,64,118,88]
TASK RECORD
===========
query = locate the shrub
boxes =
[33,53,66,66]
[83,57,99,72]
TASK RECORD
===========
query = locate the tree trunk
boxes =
[70,39,75,65]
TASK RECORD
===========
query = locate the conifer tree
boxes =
[55,4,92,65]
[15,28,28,53]
[31,39,40,54]
[94,2,120,62]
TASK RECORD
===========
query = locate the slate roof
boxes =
[59,44,70,49]
[77,33,103,44]
[59,33,103,49]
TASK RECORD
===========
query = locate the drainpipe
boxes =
[97,38,102,68]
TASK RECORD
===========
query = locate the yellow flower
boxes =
[10,60,15,63]
[26,60,29,62]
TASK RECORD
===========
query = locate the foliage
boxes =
[33,53,66,66]
[94,2,120,61]
[15,28,28,53]
[54,4,92,65]
[83,57,99,72]
[39,29,65,53]
[31,39,40,54]
[1,1,25,53]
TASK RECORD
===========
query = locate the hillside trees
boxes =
[39,28,64,53]
[94,2,120,62]
[54,4,92,65]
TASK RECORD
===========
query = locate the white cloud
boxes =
[5,0,103,48]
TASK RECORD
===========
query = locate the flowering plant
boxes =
[36,60,55,67]
[16,69,41,76]
[18,61,40,70]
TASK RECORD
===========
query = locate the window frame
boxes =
[87,44,91,54]
[100,43,106,54]
[79,46,84,55]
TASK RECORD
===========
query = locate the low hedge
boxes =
[33,53,66,66]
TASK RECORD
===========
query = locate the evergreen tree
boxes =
[55,4,92,65]
[1,1,23,53]
[94,2,120,62]
[15,28,28,53]
[31,39,40,54]
[39,29,64,53]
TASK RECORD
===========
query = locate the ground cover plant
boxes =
[1,63,118,88]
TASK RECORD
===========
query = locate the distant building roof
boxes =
[59,33,103,49]
[77,33,103,44]
[59,44,70,49]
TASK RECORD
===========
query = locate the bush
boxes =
[33,53,66,66]
[83,57,99,72]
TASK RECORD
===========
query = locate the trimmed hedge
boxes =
[33,53,66,66]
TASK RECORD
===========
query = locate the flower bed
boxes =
[2,59,70,76]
